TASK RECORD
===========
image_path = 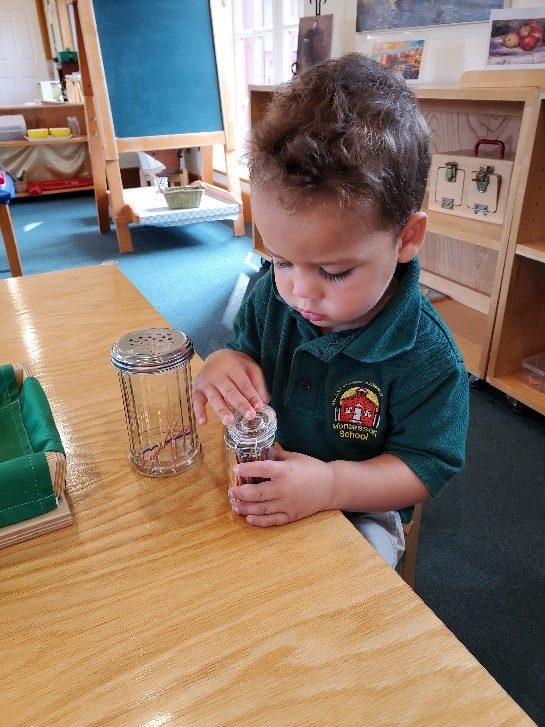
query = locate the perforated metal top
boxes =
[111,328,194,373]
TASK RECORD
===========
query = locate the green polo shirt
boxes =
[227,258,468,522]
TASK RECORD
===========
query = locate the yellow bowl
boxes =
[27,128,48,139]
[49,127,71,137]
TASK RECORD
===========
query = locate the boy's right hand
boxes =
[192,349,270,425]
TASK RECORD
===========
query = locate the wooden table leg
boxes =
[0,204,22,277]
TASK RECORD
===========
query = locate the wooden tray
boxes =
[0,496,72,550]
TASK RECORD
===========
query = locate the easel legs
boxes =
[0,204,22,277]
[115,220,133,254]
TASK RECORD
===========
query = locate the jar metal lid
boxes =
[226,405,277,446]
[111,328,194,373]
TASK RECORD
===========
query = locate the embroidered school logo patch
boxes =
[332,382,382,441]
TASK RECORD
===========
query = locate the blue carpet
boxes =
[2,192,263,357]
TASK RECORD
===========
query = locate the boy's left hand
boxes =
[227,450,334,527]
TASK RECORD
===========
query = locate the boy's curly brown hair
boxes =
[249,53,430,233]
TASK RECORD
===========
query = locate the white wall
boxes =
[305,0,545,83]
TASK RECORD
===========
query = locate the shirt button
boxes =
[299,378,312,391]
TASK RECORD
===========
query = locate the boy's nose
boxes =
[292,271,321,301]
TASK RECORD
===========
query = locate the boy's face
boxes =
[252,189,423,334]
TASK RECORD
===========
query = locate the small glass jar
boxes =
[111,328,200,476]
[224,405,276,488]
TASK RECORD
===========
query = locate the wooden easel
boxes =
[71,0,244,253]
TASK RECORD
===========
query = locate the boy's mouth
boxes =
[299,309,326,322]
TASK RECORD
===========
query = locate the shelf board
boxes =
[15,185,94,198]
[419,270,491,314]
[516,240,545,263]
[430,297,488,376]
[0,135,88,148]
[487,372,545,416]
[424,194,503,250]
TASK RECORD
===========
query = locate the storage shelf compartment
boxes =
[487,372,545,416]
[516,240,545,263]
[419,269,491,314]
[429,296,489,376]
[424,194,503,251]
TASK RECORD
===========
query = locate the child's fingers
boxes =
[218,372,265,419]
[192,390,208,425]
[245,365,271,407]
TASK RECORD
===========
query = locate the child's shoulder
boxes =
[418,298,463,361]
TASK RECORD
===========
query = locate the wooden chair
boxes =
[397,502,423,588]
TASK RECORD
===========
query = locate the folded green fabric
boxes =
[0,364,19,407]
[20,377,64,454]
[0,364,65,527]
[0,453,57,527]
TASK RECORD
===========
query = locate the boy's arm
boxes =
[193,273,271,425]
[228,450,428,527]
[229,363,468,526]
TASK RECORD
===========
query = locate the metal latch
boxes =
[441,197,454,209]
[473,165,495,193]
[445,162,458,182]
[474,203,489,217]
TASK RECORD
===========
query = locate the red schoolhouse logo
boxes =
[332,382,382,441]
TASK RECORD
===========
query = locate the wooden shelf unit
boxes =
[0,103,90,197]
[487,92,545,415]
[413,86,540,379]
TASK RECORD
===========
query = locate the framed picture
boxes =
[356,0,505,33]
[294,14,333,75]
[487,8,545,67]
[369,40,425,80]
[38,80,64,103]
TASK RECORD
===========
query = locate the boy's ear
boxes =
[397,212,427,263]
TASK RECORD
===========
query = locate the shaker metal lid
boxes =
[227,405,277,445]
[111,328,194,373]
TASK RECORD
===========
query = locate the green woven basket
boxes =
[161,185,205,210]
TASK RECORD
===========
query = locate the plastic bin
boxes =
[522,351,545,393]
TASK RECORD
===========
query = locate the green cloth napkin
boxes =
[0,364,65,527]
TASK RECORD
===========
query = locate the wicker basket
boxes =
[161,184,204,210]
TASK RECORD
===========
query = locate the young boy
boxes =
[193,53,469,567]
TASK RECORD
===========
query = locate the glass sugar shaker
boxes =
[111,328,200,476]
[224,405,277,488]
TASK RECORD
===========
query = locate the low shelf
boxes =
[516,240,545,263]
[431,297,489,376]
[488,372,545,416]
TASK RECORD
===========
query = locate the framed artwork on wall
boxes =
[487,8,545,67]
[294,14,333,75]
[356,0,507,33]
[369,40,425,80]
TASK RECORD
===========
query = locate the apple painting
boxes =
[503,31,520,48]
[491,16,545,62]
[519,33,539,51]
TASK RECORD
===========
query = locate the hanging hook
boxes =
[309,0,326,16]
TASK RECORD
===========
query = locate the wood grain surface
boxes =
[0,265,533,726]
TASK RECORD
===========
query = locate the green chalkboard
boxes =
[92,0,224,138]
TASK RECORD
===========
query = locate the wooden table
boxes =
[1,265,532,726]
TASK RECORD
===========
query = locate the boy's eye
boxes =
[273,259,292,270]
[320,268,352,282]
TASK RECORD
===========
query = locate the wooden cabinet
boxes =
[249,83,545,412]
[486,90,545,416]
[0,103,92,197]
[414,85,542,381]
